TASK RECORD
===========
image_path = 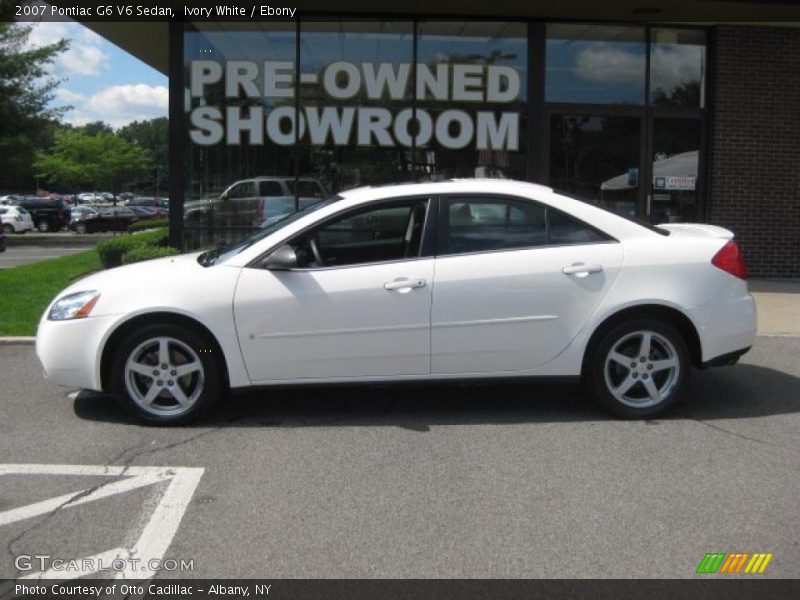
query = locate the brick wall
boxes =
[709,25,800,278]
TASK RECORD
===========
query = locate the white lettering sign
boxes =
[189,60,522,150]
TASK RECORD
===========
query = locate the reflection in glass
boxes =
[650,118,701,223]
[549,115,640,217]
[546,24,645,105]
[184,23,297,249]
[650,29,706,108]
[298,20,415,195]
[416,22,527,180]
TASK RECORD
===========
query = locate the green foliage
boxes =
[118,117,169,189]
[34,129,154,193]
[0,21,68,190]
[96,229,170,268]
[128,218,168,233]
[121,244,180,265]
[0,250,101,336]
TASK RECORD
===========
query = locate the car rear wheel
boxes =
[587,318,689,418]
[110,323,222,425]
[75,223,87,234]
[37,221,49,232]
[2,224,13,234]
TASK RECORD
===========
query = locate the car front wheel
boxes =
[587,318,690,418]
[2,224,13,234]
[37,221,49,232]
[110,324,222,425]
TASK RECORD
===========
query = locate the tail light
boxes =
[712,240,747,280]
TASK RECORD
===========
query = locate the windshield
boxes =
[198,195,343,266]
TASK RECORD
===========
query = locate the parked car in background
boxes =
[127,197,169,212]
[196,177,327,229]
[76,192,114,205]
[117,192,135,204]
[0,195,24,205]
[69,206,100,231]
[0,228,6,252]
[129,205,168,219]
[70,206,143,233]
[12,197,71,232]
[0,205,35,233]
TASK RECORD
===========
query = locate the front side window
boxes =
[289,199,429,268]
[439,196,610,256]
[227,182,254,199]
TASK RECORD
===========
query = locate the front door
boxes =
[234,198,434,382]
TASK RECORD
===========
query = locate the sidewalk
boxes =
[750,279,800,336]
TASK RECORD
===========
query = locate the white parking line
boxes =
[0,464,204,580]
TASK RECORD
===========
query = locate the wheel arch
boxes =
[100,311,230,392]
[581,303,703,378]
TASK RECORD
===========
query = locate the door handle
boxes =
[384,278,427,291]
[562,263,603,277]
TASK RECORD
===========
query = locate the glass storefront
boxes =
[182,21,707,249]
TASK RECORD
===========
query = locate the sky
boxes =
[27,20,168,129]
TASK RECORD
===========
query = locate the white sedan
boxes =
[0,205,35,233]
[36,180,756,424]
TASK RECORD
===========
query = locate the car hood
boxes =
[50,252,232,317]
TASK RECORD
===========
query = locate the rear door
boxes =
[431,195,624,374]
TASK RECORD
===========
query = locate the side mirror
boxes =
[263,244,297,271]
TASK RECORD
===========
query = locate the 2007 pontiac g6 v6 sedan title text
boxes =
[36,179,756,424]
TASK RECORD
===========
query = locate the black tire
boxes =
[37,220,50,232]
[586,318,690,418]
[75,223,87,234]
[110,323,223,425]
[2,224,13,234]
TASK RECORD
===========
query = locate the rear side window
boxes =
[442,198,547,255]
[439,196,611,256]
[258,181,284,197]
[548,209,609,244]
[289,180,326,199]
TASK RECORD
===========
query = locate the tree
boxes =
[34,129,153,194]
[118,117,169,192]
[0,20,68,191]
[80,121,115,136]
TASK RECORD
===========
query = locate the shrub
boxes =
[128,218,167,233]
[96,229,171,268]
[121,244,180,265]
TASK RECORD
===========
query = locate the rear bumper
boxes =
[688,292,757,363]
[701,346,751,368]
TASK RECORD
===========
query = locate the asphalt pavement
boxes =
[0,245,88,269]
[0,337,798,579]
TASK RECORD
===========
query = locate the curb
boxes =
[0,337,35,345]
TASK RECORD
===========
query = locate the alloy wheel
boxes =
[603,330,680,408]
[124,336,205,417]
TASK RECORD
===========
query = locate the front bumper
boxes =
[36,314,119,391]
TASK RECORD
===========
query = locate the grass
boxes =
[0,250,102,336]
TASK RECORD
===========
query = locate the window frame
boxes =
[435,193,617,259]
[250,194,437,271]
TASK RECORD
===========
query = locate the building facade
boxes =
[85,13,800,277]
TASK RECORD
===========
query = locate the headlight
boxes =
[48,290,100,321]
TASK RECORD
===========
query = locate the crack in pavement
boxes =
[694,419,800,454]
[3,415,241,580]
